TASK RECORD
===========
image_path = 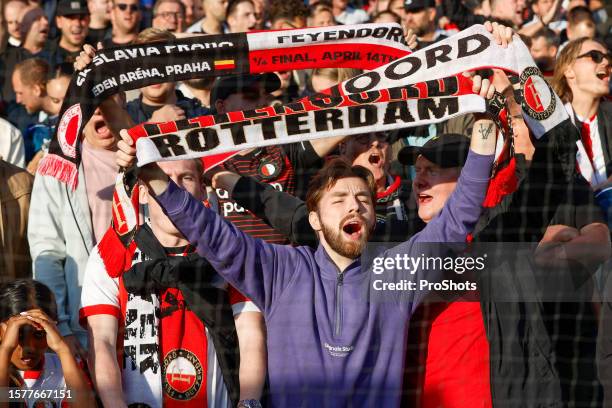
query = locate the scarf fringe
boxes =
[37,154,78,190]
[98,227,137,278]
[482,157,518,208]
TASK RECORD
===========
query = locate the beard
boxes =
[320,213,371,259]
[534,57,554,72]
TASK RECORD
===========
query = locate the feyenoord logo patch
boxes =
[258,160,281,179]
[520,66,555,121]
[57,103,82,158]
[163,349,204,401]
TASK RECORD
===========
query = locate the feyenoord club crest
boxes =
[258,160,281,179]
[163,349,204,401]
[57,104,82,158]
[520,66,555,121]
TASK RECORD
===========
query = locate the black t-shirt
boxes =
[216,142,323,244]
[86,27,111,46]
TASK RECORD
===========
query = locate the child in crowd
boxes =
[0,280,93,407]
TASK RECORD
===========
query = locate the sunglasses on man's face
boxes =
[577,50,612,65]
[116,3,139,12]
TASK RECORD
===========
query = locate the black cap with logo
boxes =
[56,0,89,16]
[398,134,470,168]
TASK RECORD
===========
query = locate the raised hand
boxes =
[21,309,68,354]
[471,74,496,100]
[484,21,514,48]
[151,104,186,122]
[402,26,417,50]
[0,316,36,354]
[74,41,103,71]
[116,129,137,169]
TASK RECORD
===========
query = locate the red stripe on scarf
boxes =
[377,175,401,200]
[249,43,409,73]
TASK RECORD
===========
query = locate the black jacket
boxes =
[596,101,612,178]
[474,120,603,407]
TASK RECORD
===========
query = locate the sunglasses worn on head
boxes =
[116,3,139,12]
[577,50,612,65]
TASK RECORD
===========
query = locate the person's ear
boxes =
[308,210,322,232]
[564,64,576,81]
[549,46,558,59]
[33,85,44,97]
[215,100,225,114]
[138,183,149,205]
[428,7,436,21]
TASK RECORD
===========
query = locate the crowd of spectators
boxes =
[0,0,610,406]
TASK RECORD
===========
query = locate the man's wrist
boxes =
[237,399,262,408]
[55,343,73,356]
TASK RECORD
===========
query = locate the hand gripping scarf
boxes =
[38,23,411,189]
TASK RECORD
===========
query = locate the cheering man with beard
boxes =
[115,75,499,405]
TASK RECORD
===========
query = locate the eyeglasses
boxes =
[576,50,611,65]
[155,11,185,20]
[115,3,140,12]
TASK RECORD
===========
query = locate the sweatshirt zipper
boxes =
[334,270,344,337]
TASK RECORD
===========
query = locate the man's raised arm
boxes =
[117,133,303,314]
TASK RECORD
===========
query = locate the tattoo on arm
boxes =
[478,123,494,140]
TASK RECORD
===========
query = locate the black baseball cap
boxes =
[403,0,435,11]
[56,0,89,16]
[210,73,281,106]
[398,134,470,168]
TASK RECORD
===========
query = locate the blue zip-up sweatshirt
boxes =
[156,151,494,407]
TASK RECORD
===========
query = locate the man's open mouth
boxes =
[418,194,433,204]
[368,152,382,165]
[94,120,109,136]
[596,69,610,81]
[342,219,363,239]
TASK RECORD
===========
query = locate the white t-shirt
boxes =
[81,246,258,407]
[335,7,369,25]
[15,353,69,407]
